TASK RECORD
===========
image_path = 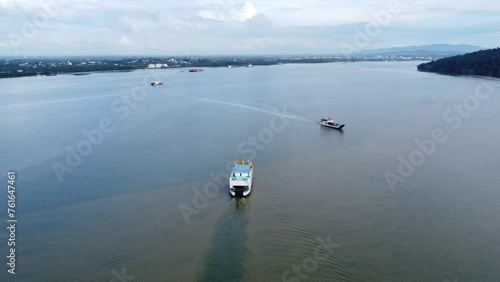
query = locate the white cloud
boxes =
[198,1,257,22]
[240,2,257,21]
[0,0,498,55]
[119,36,132,46]
[0,0,38,11]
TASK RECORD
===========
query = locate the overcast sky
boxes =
[0,0,498,56]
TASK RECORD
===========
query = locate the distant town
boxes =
[0,55,433,79]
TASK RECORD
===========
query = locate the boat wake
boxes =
[170,93,310,122]
[245,181,351,281]
[198,197,250,282]
[0,92,128,107]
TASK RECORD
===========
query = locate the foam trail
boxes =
[171,93,311,122]
[0,92,126,107]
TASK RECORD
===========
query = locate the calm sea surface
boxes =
[1,62,500,281]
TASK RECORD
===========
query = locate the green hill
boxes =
[417,48,500,78]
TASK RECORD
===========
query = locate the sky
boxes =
[0,0,498,56]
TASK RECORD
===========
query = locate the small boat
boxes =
[188,69,204,73]
[320,117,345,130]
[229,156,253,197]
[151,80,163,86]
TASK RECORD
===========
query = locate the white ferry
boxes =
[151,80,163,86]
[229,156,253,197]
[320,117,345,130]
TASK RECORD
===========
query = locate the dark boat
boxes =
[320,118,345,129]
[188,69,204,72]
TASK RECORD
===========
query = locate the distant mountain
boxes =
[417,48,500,78]
[359,44,483,58]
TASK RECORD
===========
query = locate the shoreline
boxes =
[0,58,428,80]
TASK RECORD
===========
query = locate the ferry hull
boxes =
[320,121,345,130]
[230,185,251,197]
[229,176,252,197]
[229,169,253,197]
[229,157,253,197]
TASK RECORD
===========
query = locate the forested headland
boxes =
[418,48,500,78]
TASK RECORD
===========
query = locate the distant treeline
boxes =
[417,48,500,78]
[0,56,422,79]
[0,64,142,78]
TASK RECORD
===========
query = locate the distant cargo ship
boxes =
[188,69,204,72]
